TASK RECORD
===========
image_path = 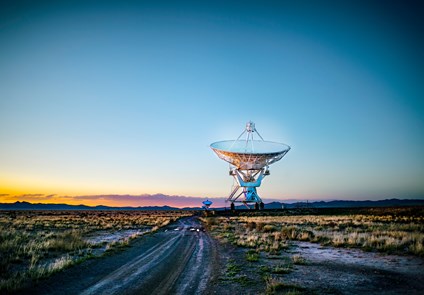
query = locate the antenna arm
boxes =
[254,128,265,141]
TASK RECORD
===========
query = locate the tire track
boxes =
[172,232,215,295]
[78,217,213,295]
[80,234,182,295]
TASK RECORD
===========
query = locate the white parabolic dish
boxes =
[210,140,290,170]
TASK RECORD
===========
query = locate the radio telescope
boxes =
[210,121,290,210]
[202,200,213,210]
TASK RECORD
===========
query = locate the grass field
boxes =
[2,207,423,294]
[202,207,424,294]
[202,207,424,256]
[0,210,192,292]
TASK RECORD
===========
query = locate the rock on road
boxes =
[26,217,218,295]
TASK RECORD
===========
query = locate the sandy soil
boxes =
[209,240,424,295]
[285,241,424,294]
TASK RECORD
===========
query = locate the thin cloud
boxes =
[13,194,58,201]
[16,194,45,198]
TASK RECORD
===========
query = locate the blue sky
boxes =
[0,1,423,205]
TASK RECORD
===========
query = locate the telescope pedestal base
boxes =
[226,169,267,210]
[228,201,264,210]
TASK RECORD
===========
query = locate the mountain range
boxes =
[0,199,423,210]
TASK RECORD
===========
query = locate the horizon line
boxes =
[2,197,423,210]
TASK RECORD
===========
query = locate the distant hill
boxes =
[0,201,181,211]
[219,199,424,210]
[264,199,424,209]
[0,199,423,211]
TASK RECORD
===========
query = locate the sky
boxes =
[1,0,423,207]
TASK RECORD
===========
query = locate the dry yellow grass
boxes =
[203,207,424,256]
[0,210,192,292]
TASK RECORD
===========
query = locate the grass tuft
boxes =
[291,255,306,265]
[265,276,304,295]
[246,249,260,262]
[272,264,292,274]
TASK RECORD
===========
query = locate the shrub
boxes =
[256,222,265,232]
[263,225,276,233]
[246,221,256,231]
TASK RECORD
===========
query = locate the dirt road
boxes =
[24,217,217,295]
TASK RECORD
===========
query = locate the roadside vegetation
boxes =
[264,276,304,295]
[203,207,424,256]
[202,206,424,294]
[0,210,192,292]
